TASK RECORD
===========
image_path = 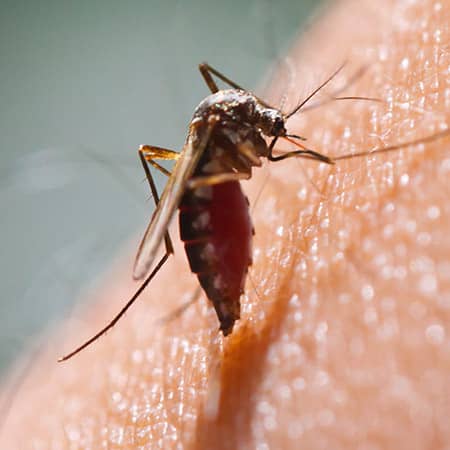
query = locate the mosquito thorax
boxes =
[193,89,257,122]
[193,89,284,134]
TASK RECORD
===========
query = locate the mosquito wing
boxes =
[133,124,211,280]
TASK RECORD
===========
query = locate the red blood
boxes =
[207,181,253,299]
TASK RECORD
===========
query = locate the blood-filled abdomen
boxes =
[179,181,253,335]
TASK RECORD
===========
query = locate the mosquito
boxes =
[58,62,450,361]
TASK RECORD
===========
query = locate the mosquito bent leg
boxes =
[270,129,450,165]
[138,149,176,254]
[199,62,246,93]
[268,136,335,165]
[139,145,179,177]
[199,62,274,109]
[199,63,220,94]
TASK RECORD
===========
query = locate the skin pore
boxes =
[1,0,449,448]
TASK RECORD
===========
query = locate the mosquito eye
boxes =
[272,117,285,136]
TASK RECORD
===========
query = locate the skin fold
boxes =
[1,0,449,448]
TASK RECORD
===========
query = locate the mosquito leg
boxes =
[138,150,175,255]
[147,160,171,177]
[57,148,180,362]
[268,137,335,165]
[269,149,335,164]
[199,63,220,93]
[139,145,180,177]
[58,251,171,362]
[199,62,245,93]
[271,128,450,164]
[332,128,450,161]
[199,62,274,108]
[187,172,251,190]
[139,145,179,162]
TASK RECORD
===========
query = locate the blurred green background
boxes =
[0,0,319,374]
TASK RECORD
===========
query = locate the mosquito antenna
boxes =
[329,64,368,97]
[285,62,347,119]
[334,96,382,102]
[58,252,170,362]
[301,95,384,113]
[301,64,370,112]
[333,128,450,161]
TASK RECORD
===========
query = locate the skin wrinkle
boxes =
[1,0,450,448]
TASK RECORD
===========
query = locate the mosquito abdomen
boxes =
[179,180,253,335]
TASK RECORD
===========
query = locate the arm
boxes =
[2,0,449,448]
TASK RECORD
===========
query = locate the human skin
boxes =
[2,0,450,448]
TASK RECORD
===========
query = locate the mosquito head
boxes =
[256,106,287,138]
